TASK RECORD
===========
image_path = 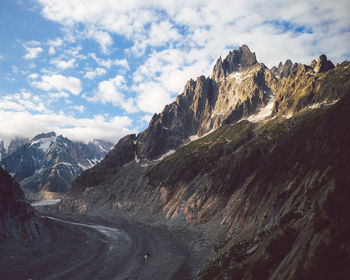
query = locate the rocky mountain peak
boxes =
[314,54,335,73]
[32,131,56,141]
[271,59,299,78]
[212,44,257,81]
[310,59,317,68]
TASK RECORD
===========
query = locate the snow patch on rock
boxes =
[31,199,61,207]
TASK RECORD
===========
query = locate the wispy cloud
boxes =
[31,74,82,95]
[89,53,130,70]
[24,46,43,59]
[0,91,48,113]
[84,67,106,80]
[0,109,134,144]
[92,30,113,54]
[50,58,76,69]
[86,75,138,113]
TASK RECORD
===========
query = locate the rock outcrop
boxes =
[271,59,299,78]
[314,54,335,73]
[0,167,47,242]
[212,44,257,81]
[272,60,349,117]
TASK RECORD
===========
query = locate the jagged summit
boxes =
[32,131,56,141]
[271,59,299,78]
[314,54,335,73]
[212,44,257,81]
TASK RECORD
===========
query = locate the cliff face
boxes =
[59,46,350,279]
[131,45,276,161]
[194,91,350,280]
[0,167,47,242]
[272,57,349,117]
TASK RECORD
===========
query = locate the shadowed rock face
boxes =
[0,137,29,161]
[0,167,47,242]
[60,46,350,279]
[314,54,335,73]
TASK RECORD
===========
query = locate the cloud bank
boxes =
[1,0,349,144]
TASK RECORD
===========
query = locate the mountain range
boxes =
[1,45,349,279]
[59,45,350,279]
[0,132,113,199]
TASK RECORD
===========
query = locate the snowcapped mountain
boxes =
[0,132,113,199]
[0,137,29,161]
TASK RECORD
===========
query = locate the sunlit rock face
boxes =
[270,59,299,79]
[1,132,113,198]
[136,45,277,161]
[211,44,258,82]
[60,46,350,279]
[272,59,349,117]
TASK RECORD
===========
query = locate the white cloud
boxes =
[89,53,130,70]
[47,38,63,55]
[89,53,113,68]
[0,110,133,144]
[24,47,43,59]
[49,46,56,55]
[113,59,130,70]
[133,81,173,113]
[28,73,39,80]
[71,105,85,113]
[12,66,19,73]
[32,74,82,95]
[139,114,153,123]
[84,67,107,79]
[49,91,69,99]
[36,0,350,67]
[47,37,63,47]
[92,30,113,54]
[50,58,76,69]
[0,92,48,113]
[87,75,138,113]
[64,46,87,60]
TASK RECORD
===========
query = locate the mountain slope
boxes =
[194,89,350,280]
[0,166,48,243]
[1,132,113,199]
[59,46,350,279]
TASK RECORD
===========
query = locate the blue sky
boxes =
[0,0,349,145]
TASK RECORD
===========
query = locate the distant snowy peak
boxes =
[89,139,114,154]
[30,134,57,153]
[0,131,114,197]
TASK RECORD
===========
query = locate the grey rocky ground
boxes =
[1,204,213,280]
